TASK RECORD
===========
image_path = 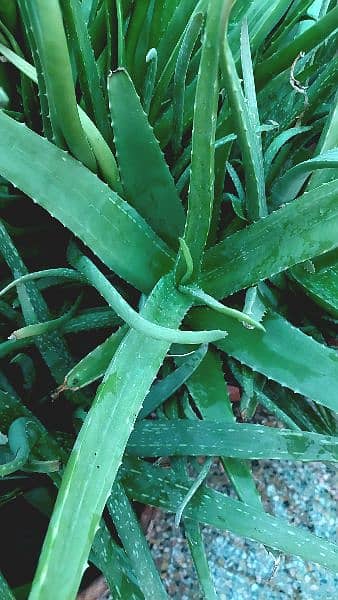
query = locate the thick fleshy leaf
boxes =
[127,420,338,462]
[108,69,185,248]
[0,110,173,293]
[189,308,338,413]
[29,274,192,600]
[202,180,338,299]
[121,458,338,573]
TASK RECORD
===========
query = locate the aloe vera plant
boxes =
[0,1,338,598]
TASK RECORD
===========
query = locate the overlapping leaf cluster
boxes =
[0,1,337,598]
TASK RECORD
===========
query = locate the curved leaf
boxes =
[272,148,338,205]
[189,307,338,413]
[29,274,192,600]
[0,110,173,293]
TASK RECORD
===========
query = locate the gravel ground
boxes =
[148,459,338,599]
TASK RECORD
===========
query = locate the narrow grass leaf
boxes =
[0,43,121,191]
[221,12,266,221]
[264,126,312,176]
[0,221,74,382]
[70,248,227,344]
[179,284,265,331]
[0,268,85,298]
[149,0,207,123]
[175,458,213,527]
[143,48,158,114]
[9,296,81,341]
[91,520,145,600]
[172,11,203,154]
[65,326,128,390]
[255,5,338,89]
[59,0,112,144]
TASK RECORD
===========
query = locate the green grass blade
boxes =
[184,520,218,600]
[263,0,314,59]
[26,0,96,169]
[108,68,185,248]
[202,180,338,299]
[62,307,121,334]
[124,0,148,77]
[9,296,81,340]
[143,48,158,114]
[121,458,338,572]
[176,0,232,282]
[288,96,338,313]
[190,308,338,413]
[0,310,121,361]
[179,284,265,330]
[127,421,338,461]
[241,0,293,51]
[0,110,173,293]
[108,482,168,600]
[175,458,213,526]
[91,520,145,599]
[308,92,338,189]
[240,18,259,131]
[0,268,84,297]
[29,273,192,600]
[149,0,207,123]
[17,0,55,142]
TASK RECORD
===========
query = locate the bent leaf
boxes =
[272,148,338,205]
